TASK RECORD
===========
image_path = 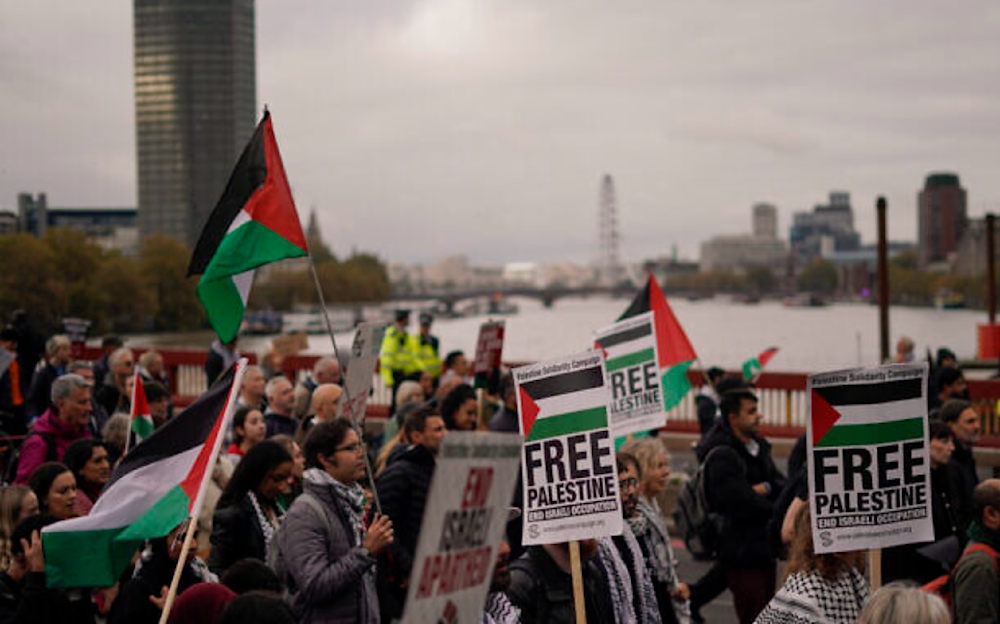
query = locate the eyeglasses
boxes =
[335,442,363,455]
[619,477,638,490]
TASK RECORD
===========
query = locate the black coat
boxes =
[108,541,205,624]
[0,571,94,624]
[25,363,61,421]
[507,546,614,624]
[208,495,268,575]
[374,444,435,621]
[948,441,978,531]
[696,421,785,566]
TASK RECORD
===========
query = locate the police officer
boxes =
[380,309,419,409]
[413,312,442,379]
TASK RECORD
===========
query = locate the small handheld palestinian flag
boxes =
[619,271,698,410]
[742,347,779,384]
[124,372,153,454]
[188,111,309,343]
[42,362,247,588]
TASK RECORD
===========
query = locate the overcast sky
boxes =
[2,0,1000,266]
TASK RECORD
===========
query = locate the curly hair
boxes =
[784,504,865,582]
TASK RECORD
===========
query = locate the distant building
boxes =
[790,191,860,260]
[700,203,787,272]
[753,203,777,239]
[953,217,996,277]
[917,173,967,270]
[134,0,257,247]
[823,243,913,295]
[15,193,138,254]
[700,235,787,273]
[0,211,17,235]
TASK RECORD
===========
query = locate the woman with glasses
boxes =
[209,440,293,575]
[621,437,690,624]
[274,419,393,624]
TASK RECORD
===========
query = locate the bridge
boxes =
[389,283,639,312]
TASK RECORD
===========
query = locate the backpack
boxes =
[673,446,730,560]
[3,431,57,485]
[921,542,999,610]
[268,492,337,596]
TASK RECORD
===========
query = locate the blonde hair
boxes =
[619,437,669,492]
[0,486,34,570]
[857,583,949,624]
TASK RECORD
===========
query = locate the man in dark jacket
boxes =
[953,479,1000,624]
[26,335,71,421]
[374,404,445,622]
[941,399,981,530]
[507,539,613,624]
[278,419,393,624]
[265,376,298,438]
[694,367,724,437]
[695,387,784,624]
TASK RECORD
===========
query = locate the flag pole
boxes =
[123,371,140,456]
[306,255,383,515]
[158,359,249,624]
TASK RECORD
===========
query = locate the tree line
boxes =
[0,228,389,335]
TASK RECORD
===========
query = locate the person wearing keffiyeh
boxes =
[276,419,394,624]
[754,507,868,624]
[480,534,520,624]
[619,443,691,624]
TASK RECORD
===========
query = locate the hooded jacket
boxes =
[14,408,90,484]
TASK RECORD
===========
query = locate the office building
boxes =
[917,173,967,270]
[134,0,257,246]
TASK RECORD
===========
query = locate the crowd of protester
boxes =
[0,318,995,623]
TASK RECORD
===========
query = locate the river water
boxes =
[133,297,991,375]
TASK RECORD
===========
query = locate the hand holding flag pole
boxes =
[158,359,249,624]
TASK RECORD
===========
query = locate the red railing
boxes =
[75,347,1000,447]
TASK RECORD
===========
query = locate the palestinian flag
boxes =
[742,347,779,383]
[810,376,925,448]
[129,373,154,443]
[517,352,608,443]
[42,362,245,588]
[619,271,698,410]
[188,111,308,343]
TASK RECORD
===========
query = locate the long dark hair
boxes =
[231,405,257,446]
[218,440,290,509]
[28,462,72,514]
[63,439,107,488]
[441,383,476,431]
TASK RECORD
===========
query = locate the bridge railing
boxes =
[77,348,1000,447]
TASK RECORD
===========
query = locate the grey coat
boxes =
[277,477,379,624]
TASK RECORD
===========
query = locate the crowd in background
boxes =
[0,312,995,623]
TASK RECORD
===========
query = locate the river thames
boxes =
[135,297,991,374]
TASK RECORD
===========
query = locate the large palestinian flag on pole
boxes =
[42,362,246,588]
[619,271,697,410]
[188,111,308,343]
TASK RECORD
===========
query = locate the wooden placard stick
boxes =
[569,540,587,624]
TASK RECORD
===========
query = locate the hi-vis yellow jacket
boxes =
[380,325,420,386]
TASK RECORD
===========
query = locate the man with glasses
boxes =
[374,404,446,622]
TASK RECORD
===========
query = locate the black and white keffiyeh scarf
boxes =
[597,536,637,624]
[247,490,283,550]
[480,591,520,624]
[754,568,869,624]
[628,496,691,623]
[304,467,367,548]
